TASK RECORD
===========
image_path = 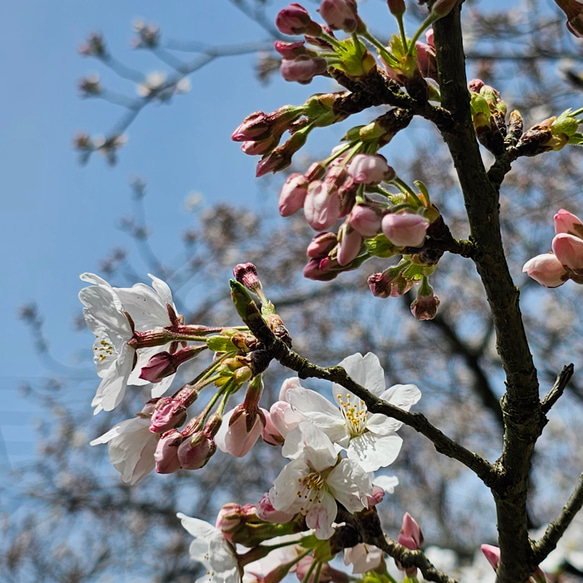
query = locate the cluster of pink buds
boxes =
[523,209,583,288]
[275,143,441,317]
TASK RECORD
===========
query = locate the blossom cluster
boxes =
[80,266,286,483]
[176,351,422,583]
[230,1,466,319]
[78,267,432,580]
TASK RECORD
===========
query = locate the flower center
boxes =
[296,471,325,513]
[337,392,368,437]
[94,337,115,362]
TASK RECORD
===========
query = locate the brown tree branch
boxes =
[433,5,545,582]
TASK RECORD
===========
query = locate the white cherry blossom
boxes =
[79,273,178,414]
[90,413,158,484]
[177,513,241,583]
[284,352,421,472]
[270,423,372,540]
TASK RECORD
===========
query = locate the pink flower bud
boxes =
[215,406,267,458]
[382,212,429,247]
[149,397,187,433]
[154,430,183,474]
[481,544,500,571]
[139,347,201,383]
[398,512,424,550]
[366,485,385,506]
[367,271,412,298]
[318,0,361,32]
[280,56,328,84]
[304,181,341,231]
[274,40,308,59]
[431,0,459,18]
[279,173,309,216]
[276,3,320,35]
[522,253,567,287]
[348,154,394,184]
[216,503,245,535]
[303,258,339,281]
[240,137,278,156]
[232,111,271,142]
[233,263,262,293]
[552,233,583,271]
[261,410,285,446]
[387,0,406,16]
[554,208,583,236]
[337,225,363,266]
[350,204,382,237]
[410,293,440,320]
[177,431,216,470]
[306,232,338,258]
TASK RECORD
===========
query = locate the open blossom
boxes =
[178,513,241,583]
[90,406,159,484]
[270,423,372,539]
[284,353,421,472]
[79,273,179,414]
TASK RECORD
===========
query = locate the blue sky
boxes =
[0,0,352,468]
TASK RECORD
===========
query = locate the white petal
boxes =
[380,384,422,410]
[305,492,337,540]
[148,273,175,308]
[336,353,386,396]
[373,474,399,493]
[178,513,219,540]
[366,413,403,435]
[347,433,403,472]
[327,458,372,512]
[271,458,310,514]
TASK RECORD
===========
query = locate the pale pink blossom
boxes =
[382,212,429,247]
[522,253,567,287]
[177,514,240,583]
[270,423,372,539]
[284,353,421,472]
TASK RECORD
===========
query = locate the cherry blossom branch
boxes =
[231,283,498,489]
[433,7,545,582]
